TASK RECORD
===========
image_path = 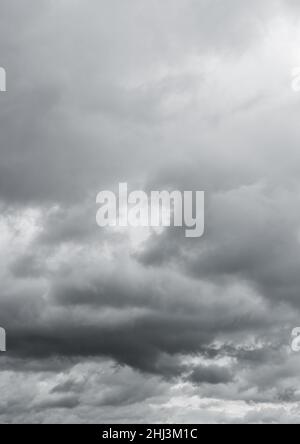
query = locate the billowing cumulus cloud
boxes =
[1,0,300,424]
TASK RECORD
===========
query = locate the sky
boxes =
[1,0,300,424]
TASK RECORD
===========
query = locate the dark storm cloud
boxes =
[187,364,234,385]
[1,0,300,424]
[2,235,286,378]
[1,254,294,382]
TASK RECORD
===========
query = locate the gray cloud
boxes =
[1,0,300,424]
[187,365,234,385]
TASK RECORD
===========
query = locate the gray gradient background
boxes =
[1,0,300,424]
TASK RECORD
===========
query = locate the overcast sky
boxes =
[1,0,300,424]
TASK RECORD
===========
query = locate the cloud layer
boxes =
[1,0,300,424]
